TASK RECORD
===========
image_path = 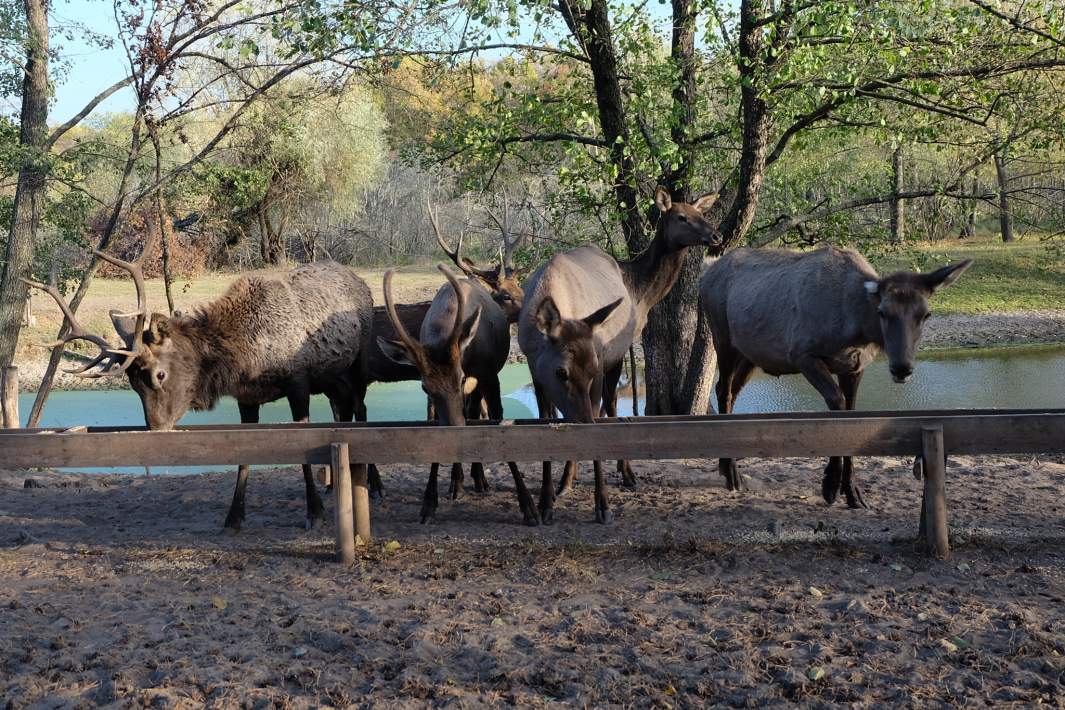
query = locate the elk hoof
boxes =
[555,481,573,498]
[221,524,241,536]
[522,509,541,527]
[822,476,841,506]
[305,515,324,531]
[595,507,613,525]
[369,486,385,501]
[845,486,868,510]
[539,508,555,526]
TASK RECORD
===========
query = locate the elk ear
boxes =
[654,185,672,213]
[535,298,563,340]
[377,336,416,367]
[109,309,141,350]
[456,306,482,354]
[145,313,171,345]
[583,298,623,329]
[693,192,719,213]
[922,258,973,293]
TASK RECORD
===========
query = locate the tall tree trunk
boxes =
[890,144,905,244]
[641,0,715,415]
[994,148,1014,243]
[259,208,285,265]
[0,0,49,373]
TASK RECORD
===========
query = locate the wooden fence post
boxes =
[331,443,355,565]
[2,366,19,429]
[921,427,950,560]
[352,463,371,544]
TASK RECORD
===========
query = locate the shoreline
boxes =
[11,308,1065,392]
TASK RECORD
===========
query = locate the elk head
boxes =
[654,185,722,250]
[864,259,973,383]
[429,194,524,322]
[378,264,482,426]
[24,251,198,431]
[532,297,623,423]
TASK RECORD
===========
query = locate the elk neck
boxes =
[618,220,691,315]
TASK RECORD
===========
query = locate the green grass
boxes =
[866,233,1065,315]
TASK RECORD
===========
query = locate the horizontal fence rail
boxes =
[4,408,1064,562]
[2,410,1064,469]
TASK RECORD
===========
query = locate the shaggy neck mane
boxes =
[177,290,250,410]
[619,220,689,310]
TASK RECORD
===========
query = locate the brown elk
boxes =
[25,251,373,531]
[378,264,539,525]
[699,246,971,507]
[518,186,720,524]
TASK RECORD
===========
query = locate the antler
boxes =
[20,250,148,378]
[383,268,425,362]
[437,264,468,348]
[427,194,501,283]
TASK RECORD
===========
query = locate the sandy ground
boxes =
[2,455,1065,708]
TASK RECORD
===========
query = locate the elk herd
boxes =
[27,186,973,533]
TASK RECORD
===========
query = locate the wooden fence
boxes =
[2,405,1064,563]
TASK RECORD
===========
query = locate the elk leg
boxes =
[352,376,384,499]
[593,459,612,524]
[508,462,540,526]
[223,402,260,533]
[534,382,556,524]
[556,461,578,497]
[465,389,490,493]
[839,370,869,509]
[601,362,636,488]
[797,357,847,506]
[289,392,325,529]
[448,463,466,500]
[421,463,440,524]
[716,349,745,492]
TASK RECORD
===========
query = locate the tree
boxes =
[0,0,48,376]
[410,0,1065,414]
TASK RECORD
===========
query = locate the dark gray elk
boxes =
[699,246,972,507]
[378,264,539,525]
[27,251,373,531]
[518,186,720,524]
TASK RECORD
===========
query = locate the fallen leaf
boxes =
[938,639,958,653]
[211,597,227,610]
[956,562,970,572]
[354,535,367,547]
[491,617,505,627]
[890,563,904,572]
[808,586,823,599]
[384,540,401,553]
[292,646,308,658]
[665,684,676,696]
[807,666,825,681]
[951,636,970,649]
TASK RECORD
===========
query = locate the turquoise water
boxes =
[14,345,1065,473]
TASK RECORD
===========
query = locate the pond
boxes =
[15,344,1065,474]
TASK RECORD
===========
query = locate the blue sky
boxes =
[49,0,134,122]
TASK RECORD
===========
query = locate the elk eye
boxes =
[555,367,568,381]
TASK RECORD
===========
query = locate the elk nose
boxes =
[890,365,913,383]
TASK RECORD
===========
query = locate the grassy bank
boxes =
[868,233,1064,315]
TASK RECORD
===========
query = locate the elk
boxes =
[25,251,373,531]
[699,246,972,507]
[518,186,720,524]
[430,193,524,323]
[378,263,539,525]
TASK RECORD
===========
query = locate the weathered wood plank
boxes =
[352,463,371,545]
[1,412,1064,469]
[921,427,950,560]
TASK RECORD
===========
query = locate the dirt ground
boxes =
[2,455,1064,709]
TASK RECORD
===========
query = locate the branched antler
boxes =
[21,250,149,378]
